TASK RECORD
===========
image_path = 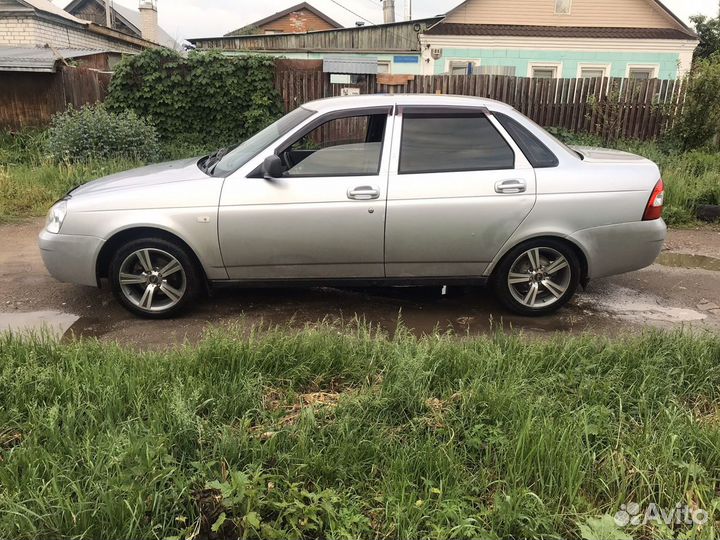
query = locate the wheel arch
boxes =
[488,234,589,284]
[95,226,207,287]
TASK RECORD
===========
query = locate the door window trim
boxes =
[272,106,394,178]
[397,106,516,175]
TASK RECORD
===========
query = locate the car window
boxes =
[281,113,387,177]
[212,106,316,177]
[399,113,515,175]
[494,112,558,168]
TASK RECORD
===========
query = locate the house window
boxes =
[530,64,560,79]
[377,61,391,75]
[628,66,657,80]
[448,61,477,75]
[477,65,516,76]
[555,0,572,14]
[578,64,610,79]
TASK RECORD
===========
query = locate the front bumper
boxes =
[570,218,667,279]
[38,229,105,287]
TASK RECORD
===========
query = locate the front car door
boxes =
[218,106,393,280]
[384,106,536,277]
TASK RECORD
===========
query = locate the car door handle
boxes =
[495,179,527,194]
[347,186,380,200]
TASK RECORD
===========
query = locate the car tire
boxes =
[492,238,581,317]
[109,237,202,319]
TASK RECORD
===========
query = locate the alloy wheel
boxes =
[118,248,187,313]
[507,247,572,309]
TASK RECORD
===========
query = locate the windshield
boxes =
[209,106,316,177]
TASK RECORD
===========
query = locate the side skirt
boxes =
[209,276,490,290]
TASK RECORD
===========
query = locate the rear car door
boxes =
[384,106,536,278]
[218,107,393,280]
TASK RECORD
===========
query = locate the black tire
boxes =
[109,237,202,319]
[492,238,581,317]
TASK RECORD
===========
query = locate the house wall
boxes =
[259,9,337,34]
[420,35,697,79]
[0,16,143,52]
[445,0,681,29]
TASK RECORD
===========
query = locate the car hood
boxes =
[571,146,649,163]
[69,157,207,196]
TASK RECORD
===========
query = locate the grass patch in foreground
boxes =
[0,326,719,539]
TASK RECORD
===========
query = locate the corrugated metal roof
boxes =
[0,46,107,72]
[323,56,378,74]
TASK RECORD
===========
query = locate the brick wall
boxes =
[260,9,337,34]
[0,17,142,53]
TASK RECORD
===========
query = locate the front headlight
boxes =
[46,200,68,234]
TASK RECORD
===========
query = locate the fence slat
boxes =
[273,70,687,141]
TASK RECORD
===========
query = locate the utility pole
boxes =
[404,0,412,21]
[383,0,395,24]
[105,0,112,27]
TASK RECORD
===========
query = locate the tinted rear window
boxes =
[494,112,559,168]
[399,113,515,174]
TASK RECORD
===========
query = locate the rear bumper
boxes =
[570,219,667,279]
[38,229,104,287]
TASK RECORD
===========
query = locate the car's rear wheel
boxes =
[493,239,580,316]
[109,237,201,319]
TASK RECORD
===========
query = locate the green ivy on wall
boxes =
[106,49,283,144]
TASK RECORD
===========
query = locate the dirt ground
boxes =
[1,219,719,348]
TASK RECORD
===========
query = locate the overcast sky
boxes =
[54,0,719,41]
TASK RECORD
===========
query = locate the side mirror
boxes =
[262,155,284,180]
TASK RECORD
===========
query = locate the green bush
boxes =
[106,49,283,143]
[670,54,720,150]
[47,104,159,163]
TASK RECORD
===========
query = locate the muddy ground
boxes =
[1,219,719,349]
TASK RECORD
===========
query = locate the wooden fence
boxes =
[276,71,687,141]
[0,66,111,130]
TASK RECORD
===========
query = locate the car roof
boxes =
[302,94,515,113]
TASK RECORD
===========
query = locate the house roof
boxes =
[191,17,442,52]
[225,2,343,37]
[15,0,88,25]
[425,23,697,40]
[63,0,181,49]
[440,0,696,38]
[0,45,108,72]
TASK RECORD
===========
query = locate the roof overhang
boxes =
[0,47,110,72]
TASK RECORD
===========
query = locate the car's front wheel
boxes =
[109,237,202,318]
[493,239,581,316]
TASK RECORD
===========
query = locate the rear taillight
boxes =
[643,179,665,221]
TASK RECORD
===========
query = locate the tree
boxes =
[690,15,720,59]
[671,54,720,149]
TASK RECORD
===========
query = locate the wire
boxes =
[328,0,419,49]
[328,0,380,26]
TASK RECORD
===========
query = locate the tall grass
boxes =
[0,326,718,539]
[0,131,215,223]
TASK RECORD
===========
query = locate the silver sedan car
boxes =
[39,95,667,318]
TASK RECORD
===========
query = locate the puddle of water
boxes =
[657,253,720,272]
[578,286,707,324]
[0,311,80,338]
